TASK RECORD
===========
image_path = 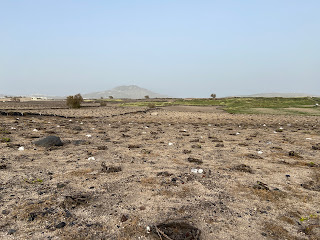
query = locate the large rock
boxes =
[34,136,63,147]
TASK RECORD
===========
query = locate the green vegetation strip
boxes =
[118,97,320,115]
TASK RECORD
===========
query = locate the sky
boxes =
[1,0,319,98]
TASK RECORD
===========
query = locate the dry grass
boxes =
[140,177,158,186]
[157,186,192,199]
[263,222,299,240]
[118,217,147,240]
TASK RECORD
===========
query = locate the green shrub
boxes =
[66,94,83,108]
[1,137,11,142]
[147,103,156,108]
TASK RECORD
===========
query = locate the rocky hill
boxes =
[82,85,168,99]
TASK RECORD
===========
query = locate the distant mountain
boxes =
[82,85,169,99]
[233,93,320,98]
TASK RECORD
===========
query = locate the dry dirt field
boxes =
[1,101,320,240]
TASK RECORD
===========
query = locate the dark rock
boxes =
[28,212,37,221]
[120,214,129,222]
[7,229,16,235]
[312,144,320,150]
[288,151,302,158]
[57,183,66,188]
[157,171,172,177]
[97,145,108,150]
[128,144,141,149]
[0,164,7,169]
[62,193,91,208]
[232,164,253,173]
[301,181,320,192]
[215,143,224,147]
[246,154,263,159]
[2,209,10,215]
[187,157,203,164]
[34,136,63,148]
[191,144,201,149]
[56,222,66,229]
[183,149,192,154]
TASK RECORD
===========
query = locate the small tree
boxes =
[66,93,83,108]
[210,93,216,99]
[109,96,114,99]
[144,95,150,99]
[11,97,20,102]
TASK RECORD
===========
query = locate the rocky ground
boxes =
[0,101,320,239]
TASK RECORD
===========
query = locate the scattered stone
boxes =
[2,209,10,215]
[246,154,263,159]
[128,144,141,149]
[141,149,151,154]
[191,168,204,174]
[28,212,37,221]
[101,162,122,173]
[191,144,201,149]
[62,193,91,208]
[34,136,63,148]
[0,164,7,169]
[18,146,25,151]
[211,138,223,143]
[288,151,302,158]
[97,145,108,150]
[301,181,320,192]
[183,149,192,154]
[187,157,203,164]
[215,143,224,147]
[57,183,66,188]
[253,181,269,190]
[157,171,172,177]
[239,142,249,146]
[232,164,253,173]
[312,144,320,150]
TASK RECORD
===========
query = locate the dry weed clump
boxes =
[66,168,94,177]
[157,186,192,199]
[263,222,299,240]
[118,217,147,240]
[140,177,158,186]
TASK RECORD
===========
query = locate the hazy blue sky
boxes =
[1,1,319,97]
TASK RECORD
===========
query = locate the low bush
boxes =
[66,94,83,108]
